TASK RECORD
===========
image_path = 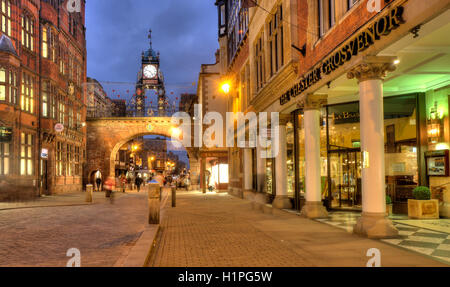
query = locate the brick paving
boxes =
[148,192,447,267]
[0,192,148,267]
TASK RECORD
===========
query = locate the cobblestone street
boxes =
[0,192,148,267]
[148,192,448,267]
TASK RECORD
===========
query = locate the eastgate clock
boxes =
[143,64,157,79]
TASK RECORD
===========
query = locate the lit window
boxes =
[21,73,34,113]
[20,133,33,176]
[21,14,35,51]
[1,0,12,36]
[0,142,10,175]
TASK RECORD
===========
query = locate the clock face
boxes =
[143,65,157,79]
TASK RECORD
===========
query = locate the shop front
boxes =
[281,4,450,218]
[289,93,425,213]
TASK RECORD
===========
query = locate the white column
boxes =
[275,124,287,196]
[272,120,292,209]
[243,148,253,191]
[304,109,322,202]
[300,95,328,218]
[360,79,385,214]
[348,56,398,238]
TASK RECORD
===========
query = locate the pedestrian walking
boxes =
[104,176,116,203]
[135,176,143,192]
[120,175,127,193]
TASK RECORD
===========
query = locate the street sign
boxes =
[41,148,49,159]
[55,123,64,133]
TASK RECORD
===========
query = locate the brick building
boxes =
[0,0,87,200]
[217,0,450,237]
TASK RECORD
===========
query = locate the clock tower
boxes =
[136,29,167,116]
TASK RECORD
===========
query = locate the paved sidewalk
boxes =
[0,191,128,211]
[0,192,148,267]
[148,192,447,267]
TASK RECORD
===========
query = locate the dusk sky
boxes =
[86,0,218,102]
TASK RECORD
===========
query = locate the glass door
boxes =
[329,149,361,209]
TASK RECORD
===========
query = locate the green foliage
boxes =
[413,186,431,200]
[386,195,392,205]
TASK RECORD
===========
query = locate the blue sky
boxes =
[86,0,219,165]
[86,0,219,102]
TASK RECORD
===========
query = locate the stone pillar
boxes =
[347,56,399,238]
[243,148,254,200]
[300,95,328,218]
[148,183,161,224]
[188,156,200,191]
[440,189,450,218]
[272,115,293,209]
[85,184,93,203]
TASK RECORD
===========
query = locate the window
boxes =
[42,81,49,117]
[59,47,66,75]
[51,96,56,119]
[20,133,34,176]
[0,68,18,103]
[56,142,63,176]
[1,0,11,36]
[42,27,48,58]
[75,146,80,176]
[0,142,10,175]
[76,111,81,130]
[0,68,5,101]
[9,70,17,104]
[67,144,73,176]
[318,0,335,37]
[43,27,57,62]
[21,73,34,113]
[59,101,65,124]
[21,14,35,51]
[268,4,284,77]
[255,34,265,90]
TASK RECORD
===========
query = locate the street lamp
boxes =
[221,81,231,94]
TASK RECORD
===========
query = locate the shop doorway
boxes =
[40,159,49,195]
[328,148,362,209]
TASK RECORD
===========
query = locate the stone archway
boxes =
[85,117,200,190]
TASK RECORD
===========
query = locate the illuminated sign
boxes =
[0,127,12,142]
[280,6,405,106]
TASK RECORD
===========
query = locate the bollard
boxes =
[171,186,176,207]
[85,184,93,203]
[148,183,161,224]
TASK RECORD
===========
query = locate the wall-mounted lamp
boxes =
[427,101,445,144]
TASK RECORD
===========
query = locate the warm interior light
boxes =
[221,82,231,94]
[393,59,400,65]
[170,127,182,138]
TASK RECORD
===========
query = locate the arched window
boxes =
[21,13,34,51]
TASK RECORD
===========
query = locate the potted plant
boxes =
[386,195,393,216]
[408,186,440,219]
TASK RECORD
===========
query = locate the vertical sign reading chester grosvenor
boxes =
[280,5,405,106]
